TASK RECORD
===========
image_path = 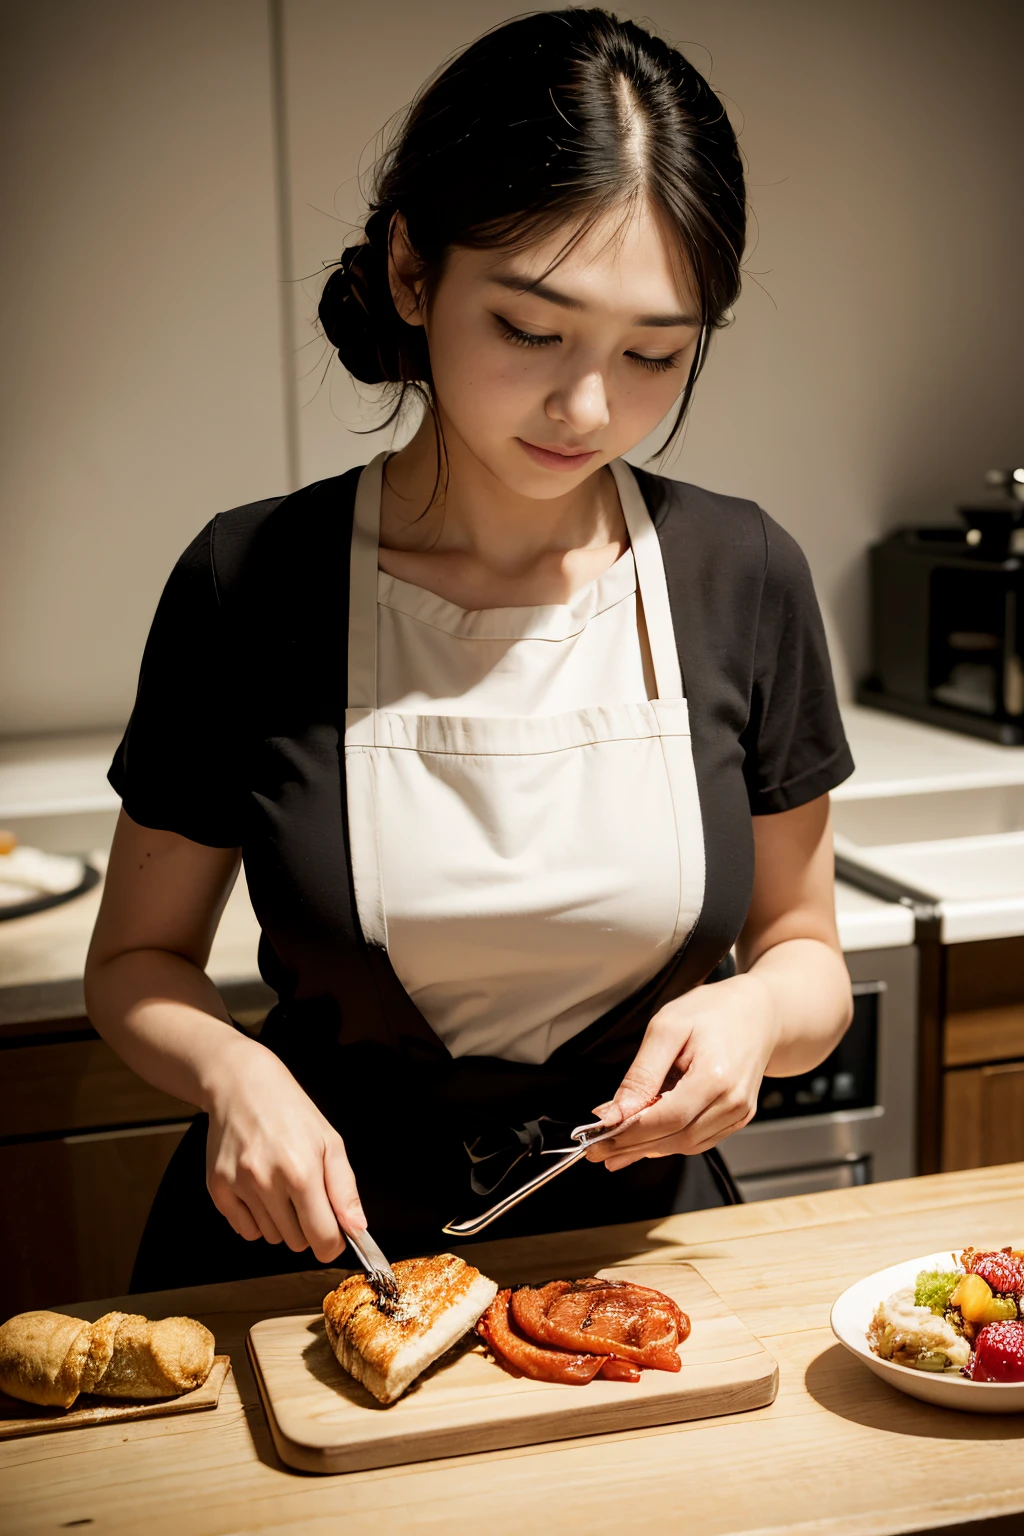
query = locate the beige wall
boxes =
[2,0,1022,735]
[283,0,1024,700]
[0,0,289,735]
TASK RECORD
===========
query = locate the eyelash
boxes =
[495,316,682,374]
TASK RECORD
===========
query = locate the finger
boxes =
[598,1094,734,1166]
[602,1112,750,1171]
[586,1084,694,1156]
[243,1189,285,1245]
[687,1117,750,1157]
[586,1071,715,1159]
[682,1094,756,1151]
[598,1050,752,1155]
[323,1135,367,1234]
[291,1167,346,1264]
[596,1017,686,1126]
[603,1135,680,1171]
[261,1180,311,1253]
[211,1185,262,1242]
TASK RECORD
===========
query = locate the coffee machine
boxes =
[859,469,1024,744]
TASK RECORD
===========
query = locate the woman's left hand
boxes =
[585,973,780,1169]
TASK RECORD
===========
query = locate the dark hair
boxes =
[319,7,745,459]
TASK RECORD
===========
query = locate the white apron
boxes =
[344,452,706,1064]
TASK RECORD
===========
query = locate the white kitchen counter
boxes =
[834,705,1024,942]
[0,729,121,853]
[833,880,914,952]
[836,703,1024,800]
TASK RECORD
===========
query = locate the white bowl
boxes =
[830,1251,1024,1414]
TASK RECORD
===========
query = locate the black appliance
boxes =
[859,468,1024,745]
[754,985,878,1122]
[724,941,918,1202]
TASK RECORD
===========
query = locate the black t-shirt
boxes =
[108,463,853,1071]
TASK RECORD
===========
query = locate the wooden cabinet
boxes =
[934,936,1024,1174]
[1,1002,271,1315]
[1,1122,189,1314]
[2,1035,196,1139]
[0,1017,199,1315]
[943,1062,1024,1171]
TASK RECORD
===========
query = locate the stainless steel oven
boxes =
[722,942,917,1200]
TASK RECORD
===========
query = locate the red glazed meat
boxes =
[509,1278,688,1372]
[478,1277,689,1385]
[598,1356,642,1382]
[477,1289,605,1384]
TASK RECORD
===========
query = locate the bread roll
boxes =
[0,1312,93,1409]
[0,1310,215,1410]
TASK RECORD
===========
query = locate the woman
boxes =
[85,9,854,1291]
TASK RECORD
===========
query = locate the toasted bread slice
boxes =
[323,1253,498,1404]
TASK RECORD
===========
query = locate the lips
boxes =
[517,438,598,471]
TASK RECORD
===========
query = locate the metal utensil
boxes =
[343,1225,400,1303]
[441,1097,660,1238]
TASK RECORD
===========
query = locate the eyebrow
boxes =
[490,272,700,328]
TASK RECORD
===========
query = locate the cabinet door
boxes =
[942,1063,1024,1172]
[1,1122,189,1315]
[0,1037,197,1139]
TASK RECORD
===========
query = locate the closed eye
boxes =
[496,316,559,349]
[627,350,683,374]
[494,315,683,374]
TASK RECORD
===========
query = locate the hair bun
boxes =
[318,242,397,385]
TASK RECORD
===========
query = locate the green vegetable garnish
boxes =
[914,1269,961,1315]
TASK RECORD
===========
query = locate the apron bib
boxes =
[343,450,706,1039]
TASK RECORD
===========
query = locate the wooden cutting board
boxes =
[0,1355,231,1441]
[247,1263,777,1474]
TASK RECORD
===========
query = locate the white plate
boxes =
[830,1251,1024,1413]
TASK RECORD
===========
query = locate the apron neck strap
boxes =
[608,458,684,701]
[347,452,684,709]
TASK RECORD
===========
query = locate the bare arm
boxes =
[587,794,854,1167]
[736,791,854,1077]
[85,808,245,1102]
[84,809,365,1260]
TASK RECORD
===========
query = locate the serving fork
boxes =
[442,1099,659,1238]
[343,1224,400,1303]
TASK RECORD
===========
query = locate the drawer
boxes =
[0,1037,197,1138]
[945,1005,1024,1068]
[942,1061,1024,1172]
[946,936,1024,1013]
[0,1121,189,1313]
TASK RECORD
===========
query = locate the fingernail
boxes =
[592,1101,623,1126]
[349,1204,367,1231]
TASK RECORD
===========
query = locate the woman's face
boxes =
[393,199,703,498]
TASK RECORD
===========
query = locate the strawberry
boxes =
[968,1320,1024,1382]
[962,1247,1024,1299]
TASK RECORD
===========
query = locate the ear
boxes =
[387,213,425,328]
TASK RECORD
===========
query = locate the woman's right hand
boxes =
[201,1036,366,1264]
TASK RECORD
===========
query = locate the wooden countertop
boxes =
[4,1166,1024,1535]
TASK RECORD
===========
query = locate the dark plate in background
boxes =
[0,860,101,923]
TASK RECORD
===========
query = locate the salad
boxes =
[867,1246,1024,1381]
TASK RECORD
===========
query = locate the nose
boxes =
[546,366,610,438]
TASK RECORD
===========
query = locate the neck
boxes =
[379,409,624,577]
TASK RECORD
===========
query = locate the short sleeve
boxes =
[107,517,247,847]
[740,515,854,815]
